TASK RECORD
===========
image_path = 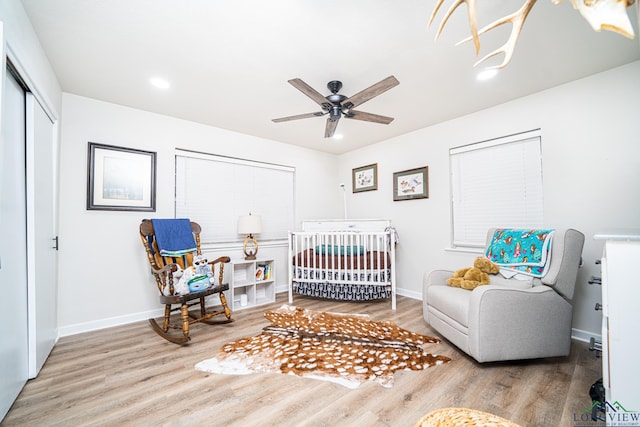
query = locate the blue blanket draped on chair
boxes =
[485,228,555,277]
[151,218,197,256]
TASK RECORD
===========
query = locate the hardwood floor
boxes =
[3,294,602,427]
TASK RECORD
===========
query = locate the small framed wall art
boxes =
[393,166,428,201]
[352,163,378,193]
[87,142,157,211]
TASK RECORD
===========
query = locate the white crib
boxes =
[288,219,397,310]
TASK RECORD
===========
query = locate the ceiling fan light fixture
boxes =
[329,106,341,120]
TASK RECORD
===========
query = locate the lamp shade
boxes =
[237,214,262,235]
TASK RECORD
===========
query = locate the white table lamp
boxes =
[238,214,262,260]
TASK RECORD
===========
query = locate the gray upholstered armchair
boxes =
[423,228,585,363]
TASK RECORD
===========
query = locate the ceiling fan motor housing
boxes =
[326,93,346,105]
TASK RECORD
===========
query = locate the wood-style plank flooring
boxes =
[3,294,602,427]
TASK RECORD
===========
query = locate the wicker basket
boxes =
[415,407,521,427]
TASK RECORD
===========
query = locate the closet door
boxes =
[26,92,58,377]
[0,64,29,420]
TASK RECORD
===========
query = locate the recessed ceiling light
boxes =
[150,77,170,89]
[476,69,498,81]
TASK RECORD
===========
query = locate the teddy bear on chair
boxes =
[447,256,500,290]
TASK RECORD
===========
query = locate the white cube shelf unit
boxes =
[228,258,276,311]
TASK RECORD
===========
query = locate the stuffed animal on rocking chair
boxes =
[169,254,215,295]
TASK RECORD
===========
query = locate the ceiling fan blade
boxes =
[324,117,339,138]
[272,111,325,123]
[341,75,399,109]
[345,110,394,125]
[288,78,332,109]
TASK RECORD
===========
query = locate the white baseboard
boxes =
[571,327,601,344]
[58,308,165,337]
[396,288,421,300]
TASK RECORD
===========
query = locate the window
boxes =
[450,129,543,249]
[175,150,295,244]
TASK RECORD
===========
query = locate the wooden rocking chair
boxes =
[139,219,232,344]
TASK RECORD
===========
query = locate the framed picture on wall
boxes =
[352,163,378,193]
[87,142,156,211]
[393,166,428,201]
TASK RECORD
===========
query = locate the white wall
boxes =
[58,94,341,334]
[338,60,640,340]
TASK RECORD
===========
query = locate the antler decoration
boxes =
[562,0,636,39]
[429,0,637,70]
[429,0,481,54]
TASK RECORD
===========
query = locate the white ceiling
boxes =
[20,0,640,154]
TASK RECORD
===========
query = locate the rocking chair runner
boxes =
[139,219,233,344]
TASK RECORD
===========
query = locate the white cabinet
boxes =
[594,232,640,423]
[228,259,276,311]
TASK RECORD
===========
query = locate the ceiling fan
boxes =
[272,76,399,138]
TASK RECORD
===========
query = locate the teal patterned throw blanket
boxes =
[485,229,555,277]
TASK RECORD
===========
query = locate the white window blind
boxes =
[450,130,543,248]
[175,150,295,244]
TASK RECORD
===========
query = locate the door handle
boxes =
[52,236,59,250]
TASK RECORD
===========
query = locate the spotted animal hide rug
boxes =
[195,304,450,388]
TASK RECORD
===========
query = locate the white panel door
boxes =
[0,65,29,421]
[26,92,58,378]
